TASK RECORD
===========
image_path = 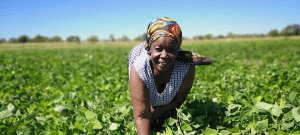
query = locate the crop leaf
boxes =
[179,112,191,121]
[167,118,178,126]
[289,91,297,102]
[255,102,273,112]
[291,127,300,134]
[193,124,202,129]
[53,96,63,103]
[227,125,239,133]
[282,111,293,122]
[240,106,253,121]
[282,121,294,130]
[15,110,22,117]
[195,115,206,124]
[271,103,282,117]
[180,123,193,131]
[92,119,103,129]
[253,96,263,104]
[27,106,36,114]
[41,100,52,107]
[7,103,15,112]
[75,121,83,130]
[84,110,97,120]
[280,98,286,109]
[205,127,218,135]
[85,122,94,133]
[254,119,268,132]
[0,125,7,131]
[251,127,256,134]
[224,116,239,122]
[53,105,64,112]
[0,110,13,119]
[127,121,135,130]
[35,116,46,122]
[212,97,218,102]
[16,126,31,135]
[227,104,241,116]
[185,131,197,135]
[109,123,119,131]
[246,122,256,131]
[164,126,172,135]
[219,130,231,135]
[292,107,300,122]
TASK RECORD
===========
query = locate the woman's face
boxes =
[149,36,179,73]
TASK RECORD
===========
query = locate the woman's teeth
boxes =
[159,62,167,65]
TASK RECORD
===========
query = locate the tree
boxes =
[227,32,235,38]
[17,35,30,43]
[268,29,279,37]
[49,36,63,42]
[32,34,48,42]
[192,35,204,40]
[0,38,6,43]
[216,34,225,39]
[182,37,190,40]
[109,34,116,42]
[204,34,213,39]
[87,35,99,43]
[67,35,80,43]
[9,38,18,43]
[134,33,147,41]
[120,35,129,41]
[281,24,300,36]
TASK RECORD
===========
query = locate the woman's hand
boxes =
[130,65,151,135]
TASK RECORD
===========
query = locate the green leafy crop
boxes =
[0,39,300,134]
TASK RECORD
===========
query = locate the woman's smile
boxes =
[158,61,169,69]
[158,62,168,66]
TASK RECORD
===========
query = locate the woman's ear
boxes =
[147,50,151,55]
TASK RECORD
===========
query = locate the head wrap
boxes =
[145,17,216,65]
[145,17,182,50]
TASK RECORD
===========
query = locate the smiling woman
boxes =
[128,17,216,134]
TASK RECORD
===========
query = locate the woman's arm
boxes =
[151,65,195,122]
[129,65,152,135]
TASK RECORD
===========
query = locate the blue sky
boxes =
[1,0,299,41]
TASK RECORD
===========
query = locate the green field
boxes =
[0,38,300,134]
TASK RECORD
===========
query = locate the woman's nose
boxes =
[160,50,168,58]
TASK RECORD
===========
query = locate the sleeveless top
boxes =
[128,43,190,106]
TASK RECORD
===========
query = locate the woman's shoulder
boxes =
[133,54,149,71]
[128,42,148,75]
[132,54,151,87]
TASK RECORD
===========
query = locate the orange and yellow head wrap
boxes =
[145,17,182,50]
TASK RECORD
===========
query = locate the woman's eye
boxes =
[155,48,162,51]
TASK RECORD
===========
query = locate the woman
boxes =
[128,17,215,134]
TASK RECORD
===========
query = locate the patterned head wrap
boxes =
[145,17,217,65]
[145,17,182,50]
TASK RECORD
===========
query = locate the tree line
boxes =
[0,24,299,44]
[191,24,300,40]
[0,34,132,44]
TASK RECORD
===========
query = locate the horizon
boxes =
[1,0,299,41]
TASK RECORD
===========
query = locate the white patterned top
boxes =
[128,43,190,106]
